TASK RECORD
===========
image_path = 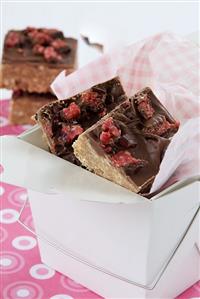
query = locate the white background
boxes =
[1,2,199,61]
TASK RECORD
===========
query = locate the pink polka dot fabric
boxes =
[0,99,199,298]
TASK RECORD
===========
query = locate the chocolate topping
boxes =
[3,28,76,65]
[36,77,127,165]
[87,88,179,192]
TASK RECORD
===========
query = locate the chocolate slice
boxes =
[35,77,127,165]
[73,87,179,193]
[1,27,77,93]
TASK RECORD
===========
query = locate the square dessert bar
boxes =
[73,87,180,193]
[9,91,56,125]
[1,27,77,93]
[35,77,127,165]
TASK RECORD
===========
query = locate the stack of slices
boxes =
[1,27,77,124]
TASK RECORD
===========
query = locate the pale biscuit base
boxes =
[73,134,141,193]
[1,63,74,93]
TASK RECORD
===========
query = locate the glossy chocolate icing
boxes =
[36,77,127,165]
[88,88,179,191]
[3,28,77,66]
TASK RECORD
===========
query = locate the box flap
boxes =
[1,125,199,204]
[1,135,146,204]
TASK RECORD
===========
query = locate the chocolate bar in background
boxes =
[73,87,179,193]
[35,77,127,165]
[1,27,77,93]
[9,91,56,125]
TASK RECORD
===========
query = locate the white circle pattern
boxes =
[16,288,30,297]
[29,264,55,280]
[0,209,19,224]
[3,281,43,299]
[0,186,5,196]
[0,251,25,274]
[0,258,12,266]
[8,188,28,207]
[12,236,37,250]
[60,276,89,293]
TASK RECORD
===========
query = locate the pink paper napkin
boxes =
[51,32,200,193]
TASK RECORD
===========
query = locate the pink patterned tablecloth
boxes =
[1,99,199,299]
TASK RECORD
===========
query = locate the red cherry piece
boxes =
[102,117,114,131]
[81,91,98,103]
[144,117,179,136]
[137,95,154,119]
[99,117,121,150]
[81,91,105,110]
[102,117,121,137]
[62,125,84,143]
[33,44,45,54]
[110,125,121,137]
[51,39,67,50]
[5,32,20,48]
[110,151,143,167]
[43,46,62,62]
[100,131,112,145]
[28,30,52,45]
[62,102,81,120]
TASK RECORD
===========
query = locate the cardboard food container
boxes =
[1,125,200,298]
